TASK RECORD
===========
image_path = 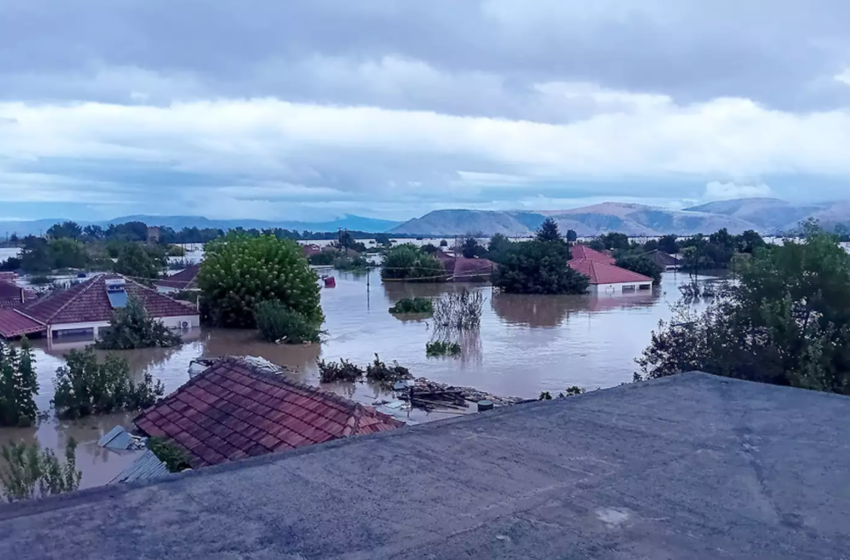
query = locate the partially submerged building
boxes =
[156,263,201,294]
[0,274,199,340]
[134,357,403,468]
[568,244,654,294]
[0,280,35,309]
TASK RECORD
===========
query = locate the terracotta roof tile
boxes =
[134,357,403,468]
[155,264,201,291]
[568,259,653,285]
[0,309,46,338]
[570,245,616,265]
[17,273,197,327]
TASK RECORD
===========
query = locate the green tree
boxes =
[600,232,630,251]
[255,300,321,343]
[0,338,38,428]
[49,238,89,269]
[115,243,160,280]
[46,221,82,240]
[0,439,81,502]
[615,255,663,285]
[52,348,164,419]
[638,226,850,394]
[536,218,562,243]
[566,229,578,243]
[488,233,512,264]
[658,234,678,254]
[19,236,52,273]
[82,225,104,241]
[374,233,392,247]
[381,244,446,282]
[199,233,323,328]
[737,230,766,254]
[461,237,487,259]
[96,298,183,350]
[492,240,589,294]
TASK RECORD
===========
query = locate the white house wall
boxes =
[590,282,653,295]
[51,314,200,337]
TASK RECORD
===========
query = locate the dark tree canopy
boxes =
[487,233,512,264]
[461,237,488,259]
[536,218,563,243]
[492,240,588,295]
[115,244,160,280]
[46,221,82,240]
[615,255,663,285]
[566,229,578,243]
[658,234,678,255]
[639,226,850,395]
[381,244,446,282]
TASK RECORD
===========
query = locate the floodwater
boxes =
[0,267,721,488]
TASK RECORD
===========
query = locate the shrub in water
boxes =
[317,358,364,383]
[0,338,38,428]
[255,300,321,344]
[365,354,412,385]
[96,298,183,350]
[425,341,462,357]
[433,289,484,332]
[389,297,433,314]
[0,439,81,502]
[146,437,191,473]
[52,348,164,419]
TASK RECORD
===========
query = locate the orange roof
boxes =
[568,259,653,285]
[570,244,615,264]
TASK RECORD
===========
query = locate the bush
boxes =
[96,298,183,350]
[0,257,22,271]
[425,341,461,357]
[439,240,448,247]
[433,290,483,331]
[381,244,446,282]
[166,245,186,257]
[146,437,191,473]
[255,300,321,344]
[52,348,164,419]
[389,297,433,314]
[365,354,412,385]
[199,233,323,329]
[0,439,81,502]
[173,290,200,304]
[615,255,662,285]
[317,359,364,383]
[308,251,335,266]
[0,338,38,428]
[115,243,161,281]
[334,255,371,271]
[491,240,589,295]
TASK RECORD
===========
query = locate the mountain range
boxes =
[389,199,850,237]
[3,199,849,238]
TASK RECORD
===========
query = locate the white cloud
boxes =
[704,181,773,201]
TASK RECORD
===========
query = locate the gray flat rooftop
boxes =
[2,372,849,559]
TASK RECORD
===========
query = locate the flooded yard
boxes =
[0,267,719,487]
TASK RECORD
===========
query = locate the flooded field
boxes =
[0,267,720,487]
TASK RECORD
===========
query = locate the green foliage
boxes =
[492,240,589,295]
[365,354,412,385]
[439,239,448,247]
[566,229,578,243]
[374,233,392,247]
[539,387,585,400]
[317,358,364,383]
[461,237,488,259]
[615,255,663,285]
[166,244,186,257]
[19,236,52,273]
[658,234,678,254]
[539,391,553,400]
[199,233,323,329]
[115,243,160,280]
[48,238,89,269]
[96,298,183,350]
[639,226,850,395]
[389,297,433,314]
[308,251,335,266]
[487,234,512,264]
[333,255,371,271]
[381,244,446,282]
[146,437,191,473]
[28,275,52,285]
[433,289,483,331]
[420,243,439,254]
[599,232,631,251]
[0,338,39,428]
[255,300,321,344]
[587,238,606,252]
[0,439,81,502]
[536,218,562,243]
[52,348,164,419]
[0,257,21,271]
[46,221,82,240]
[425,341,461,357]
[173,290,200,304]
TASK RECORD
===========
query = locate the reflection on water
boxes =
[0,267,719,487]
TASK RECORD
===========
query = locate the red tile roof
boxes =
[156,264,200,291]
[0,309,46,338]
[134,357,404,468]
[570,244,616,265]
[21,274,197,326]
[568,258,653,285]
[0,280,36,309]
[448,257,495,280]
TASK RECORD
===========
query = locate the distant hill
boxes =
[0,214,400,237]
[390,202,772,237]
[683,199,823,232]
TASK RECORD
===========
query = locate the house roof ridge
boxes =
[10,308,45,327]
[41,273,104,322]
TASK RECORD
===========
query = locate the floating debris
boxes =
[98,426,146,451]
[395,378,523,411]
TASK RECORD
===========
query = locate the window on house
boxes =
[622,285,636,293]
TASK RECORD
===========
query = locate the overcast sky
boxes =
[2,0,850,221]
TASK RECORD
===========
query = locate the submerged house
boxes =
[156,263,201,294]
[432,251,496,282]
[134,357,403,468]
[568,244,654,294]
[0,273,199,340]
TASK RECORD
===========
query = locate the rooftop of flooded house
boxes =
[1,372,849,559]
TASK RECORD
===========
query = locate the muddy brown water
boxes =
[0,268,720,488]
